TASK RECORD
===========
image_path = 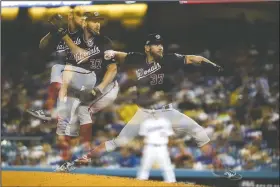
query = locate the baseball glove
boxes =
[79,87,103,105]
[48,14,67,38]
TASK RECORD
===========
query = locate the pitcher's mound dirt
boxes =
[2,171,208,187]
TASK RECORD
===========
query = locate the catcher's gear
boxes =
[48,14,67,38]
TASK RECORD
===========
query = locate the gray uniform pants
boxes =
[105,104,210,151]
[56,65,96,137]
[56,65,119,137]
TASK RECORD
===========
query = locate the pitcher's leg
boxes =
[56,97,81,162]
[46,64,65,110]
[78,105,93,146]
[105,109,148,151]
[83,82,119,150]
[74,109,149,165]
[159,109,231,172]
[160,109,210,147]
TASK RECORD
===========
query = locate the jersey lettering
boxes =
[136,63,161,80]
[56,37,81,52]
[147,126,163,133]
[75,46,101,64]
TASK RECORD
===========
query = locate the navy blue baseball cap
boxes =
[83,11,104,21]
[145,33,163,45]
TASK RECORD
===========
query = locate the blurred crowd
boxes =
[1,10,279,171]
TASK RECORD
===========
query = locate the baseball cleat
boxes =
[27,109,52,121]
[73,155,92,165]
[55,162,76,172]
[212,169,242,180]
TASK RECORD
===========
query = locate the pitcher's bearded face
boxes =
[149,44,164,59]
[87,20,101,35]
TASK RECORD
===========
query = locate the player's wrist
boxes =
[91,87,102,97]
[49,27,67,40]
[96,83,108,93]
[56,28,67,38]
[61,34,68,40]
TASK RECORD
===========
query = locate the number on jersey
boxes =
[150,74,164,85]
[90,59,102,69]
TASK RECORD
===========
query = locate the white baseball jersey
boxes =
[139,117,174,145]
[137,117,176,183]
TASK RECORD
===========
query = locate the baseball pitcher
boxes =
[28,10,99,163]
[53,12,119,171]
[27,8,84,121]
[75,33,221,162]
[58,33,241,179]
[60,33,224,172]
